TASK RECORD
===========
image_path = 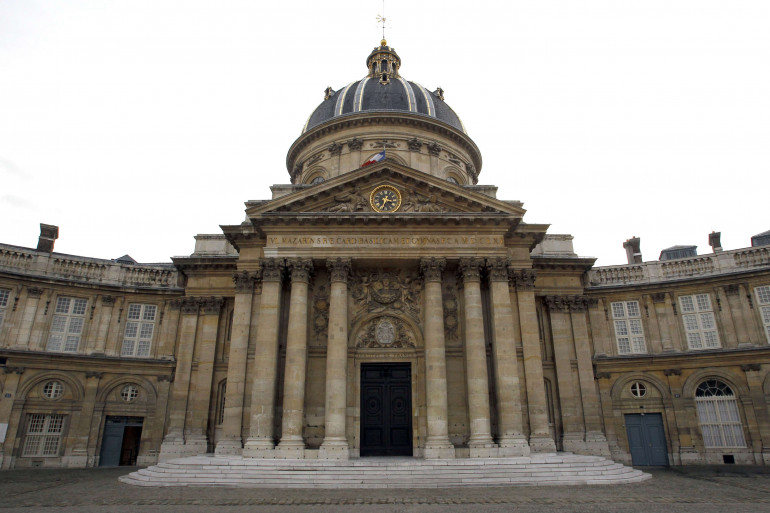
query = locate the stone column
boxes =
[320,257,351,459]
[91,296,116,354]
[569,297,610,456]
[243,258,285,458]
[158,297,199,461]
[743,364,770,464]
[64,371,102,467]
[513,269,556,452]
[486,258,529,456]
[0,367,24,468]
[216,271,258,455]
[458,257,495,456]
[277,259,313,458]
[15,287,44,349]
[420,257,455,459]
[186,297,223,452]
[546,295,584,452]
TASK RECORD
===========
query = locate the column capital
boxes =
[288,258,313,283]
[512,269,537,290]
[458,257,484,283]
[26,287,44,299]
[201,296,224,315]
[545,295,590,312]
[420,257,446,282]
[233,270,259,293]
[259,258,286,283]
[179,297,201,315]
[485,257,511,283]
[326,257,352,283]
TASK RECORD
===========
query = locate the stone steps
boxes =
[120,453,650,488]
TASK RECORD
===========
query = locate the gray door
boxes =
[99,416,144,467]
[625,413,668,466]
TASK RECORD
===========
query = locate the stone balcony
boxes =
[587,245,770,288]
[0,243,181,290]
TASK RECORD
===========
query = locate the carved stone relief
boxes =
[399,192,446,213]
[347,138,363,151]
[442,276,460,345]
[323,192,369,213]
[311,281,329,345]
[351,269,421,322]
[356,315,415,349]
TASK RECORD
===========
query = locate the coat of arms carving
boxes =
[356,315,415,349]
[351,269,421,321]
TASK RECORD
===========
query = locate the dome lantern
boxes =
[366,39,401,83]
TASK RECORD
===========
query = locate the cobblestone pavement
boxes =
[2,466,770,512]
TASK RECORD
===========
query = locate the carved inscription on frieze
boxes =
[266,234,504,249]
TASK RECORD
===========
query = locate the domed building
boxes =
[1,41,769,474]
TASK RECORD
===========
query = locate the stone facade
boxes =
[1,41,769,470]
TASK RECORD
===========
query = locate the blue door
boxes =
[99,416,144,466]
[625,413,668,466]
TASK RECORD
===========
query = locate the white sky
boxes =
[1,1,768,266]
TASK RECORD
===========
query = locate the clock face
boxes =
[370,185,402,213]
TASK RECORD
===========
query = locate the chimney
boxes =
[708,231,722,253]
[36,224,59,253]
[623,236,642,264]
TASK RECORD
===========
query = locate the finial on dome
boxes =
[381,38,387,46]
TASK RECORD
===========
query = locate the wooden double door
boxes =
[360,363,413,456]
[625,413,668,466]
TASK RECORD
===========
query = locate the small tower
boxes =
[366,39,401,83]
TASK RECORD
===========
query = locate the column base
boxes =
[496,435,530,457]
[468,440,498,458]
[583,431,611,457]
[158,436,207,462]
[242,438,276,458]
[528,433,557,453]
[424,441,456,459]
[214,437,243,456]
[275,440,306,459]
[319,439,350,460]
[562,432,586,453]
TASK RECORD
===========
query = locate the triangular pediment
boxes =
[246,162,526,218]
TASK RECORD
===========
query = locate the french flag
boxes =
[362,150,386,167]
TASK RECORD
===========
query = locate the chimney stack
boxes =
[623,236,642,264]
[708,231,722,253]
[36,224,59,253]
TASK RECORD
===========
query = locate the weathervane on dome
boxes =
[376,0,388,44]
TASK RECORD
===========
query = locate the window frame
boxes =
[21,413,66,457]
[755,285,770,344]
[611,300,647,355]
[678,293,720,350]
[0,287,10,331]
[120,303,158,358]
[695,380,746,448]
[46,296,88,353]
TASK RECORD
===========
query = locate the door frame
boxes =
[358,361,414,457]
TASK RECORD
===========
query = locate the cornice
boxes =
[0,348,177,372]
[286,112,483,182]
[593,345,770,371]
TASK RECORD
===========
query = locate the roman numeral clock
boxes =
[370,185,402,213]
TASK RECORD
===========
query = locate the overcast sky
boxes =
[1,1,768,266]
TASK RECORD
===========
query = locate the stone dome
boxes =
[301,40,466,134]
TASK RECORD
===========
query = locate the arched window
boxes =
[310,176,325,185]
[695,379,746,448]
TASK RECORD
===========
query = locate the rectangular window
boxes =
[22,414,65,457]
[611,300,646,354]
[0,288,10,330]
[679,294,720,350]
[46,297,88,352]
[756,286,770,344]
[121,304,157,357]
[696,397,746,448]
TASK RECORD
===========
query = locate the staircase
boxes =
[120,453,651,488]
